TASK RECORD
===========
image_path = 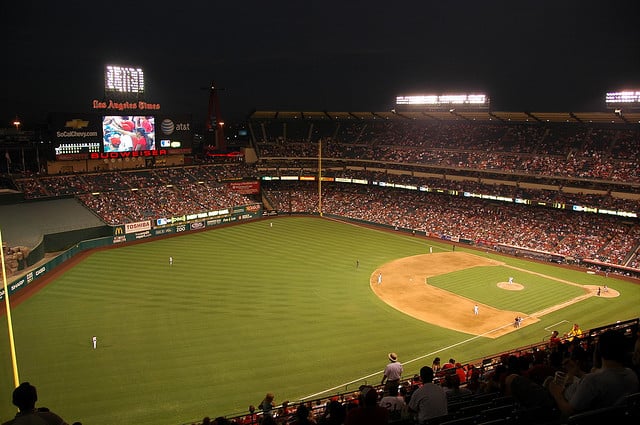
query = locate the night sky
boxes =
[2,0,639,130]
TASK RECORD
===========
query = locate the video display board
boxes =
[102,116,156,152]
[154,114,193,155]
[51,113,192,160]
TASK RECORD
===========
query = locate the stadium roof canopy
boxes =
[249,110,640,124]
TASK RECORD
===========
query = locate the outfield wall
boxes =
[43,226,113,252]
[18,226,112,269]
[322,213,474,244]
[1,206,262,301]
[312,213,639,279]
[1,237,108,302]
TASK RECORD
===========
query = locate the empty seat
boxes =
[440,415,478,425]
[448,400,473,414]
[476,419,509,425]
[472,392,501,404]
[567,405,628,425]
[479,404,514,421]
[491,396,514,407]
[458,402,493,417]
[425,414,455,425]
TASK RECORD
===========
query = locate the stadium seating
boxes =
[2,117,639,424]
[202,318,638,424]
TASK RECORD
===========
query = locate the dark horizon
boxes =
[2,1,639,130]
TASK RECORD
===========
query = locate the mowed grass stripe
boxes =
[1,217,638,425]
[2,218,434,424]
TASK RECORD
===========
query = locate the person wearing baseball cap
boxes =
[381,352,403,396]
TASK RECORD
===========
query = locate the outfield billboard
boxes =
[228,181,260,195]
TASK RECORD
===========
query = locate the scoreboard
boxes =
[51,113,192,160]
[105,65,145,94]
[49,64,194,160]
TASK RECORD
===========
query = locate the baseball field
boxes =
[0,216,638,424]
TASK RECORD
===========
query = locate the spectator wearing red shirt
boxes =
[133,129,147,151]
[455,363,467,384]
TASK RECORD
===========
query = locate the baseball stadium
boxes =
[1,71,640,425]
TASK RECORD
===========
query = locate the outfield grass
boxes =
[0,217,638,424]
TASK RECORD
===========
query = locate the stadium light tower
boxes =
[205,81,226,152]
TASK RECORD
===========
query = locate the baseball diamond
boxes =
[3,7,640,423]
[1,217,638,425]
[371,251,620,338]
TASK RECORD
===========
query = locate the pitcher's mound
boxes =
[497,282,524,291]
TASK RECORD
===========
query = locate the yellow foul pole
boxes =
[318,139,322,216]
[0,229,20,387]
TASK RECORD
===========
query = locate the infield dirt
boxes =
[370,252,618,338]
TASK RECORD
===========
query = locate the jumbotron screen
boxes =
[51,113,193,160]
[102,116,155,152]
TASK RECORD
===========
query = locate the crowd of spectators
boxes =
[12,163,258,199]
[252,120,640,184]
[7,158,639,272]
[15,163,637,215]
[5,118,639,274]
[2,122,639,424]
[191,321,640,425]
[77,182,258,225]
[264,182,639,270]
[2,120,639,425]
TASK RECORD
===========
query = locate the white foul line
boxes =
[545,320,569,331]
[298,318,522,401]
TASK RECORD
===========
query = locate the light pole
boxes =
[11,117,27,173]
[12,117,26,172]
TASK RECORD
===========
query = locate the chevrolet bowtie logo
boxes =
[65,119,90,129]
